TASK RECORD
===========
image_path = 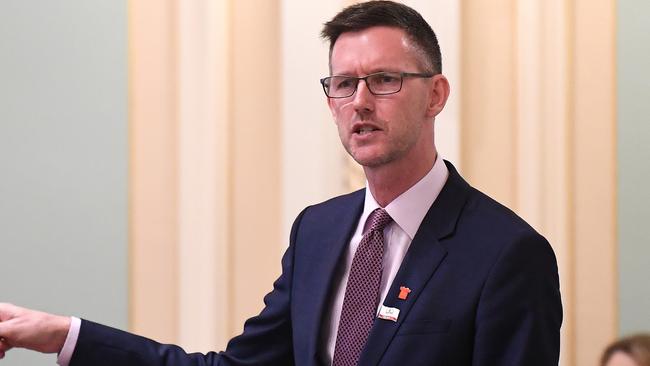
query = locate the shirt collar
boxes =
[362,155,449,239]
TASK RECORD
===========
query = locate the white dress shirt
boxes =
[319,155,449,365]
[58,156,449,366]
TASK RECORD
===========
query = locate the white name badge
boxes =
[377,305,400,322]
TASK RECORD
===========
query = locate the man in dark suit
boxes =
[0,1,562,365]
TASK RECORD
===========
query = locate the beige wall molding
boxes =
[129,0,180,345]
[461,0,617,364]
[130,0,617,363]
[175,0,231,352]
[281,0,350,236]
[572,0,617,364]
[129,0,281,353]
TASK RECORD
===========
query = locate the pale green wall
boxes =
[617,0,650,335]
[0,1,127,365]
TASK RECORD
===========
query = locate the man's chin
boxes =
[350,153,390,168]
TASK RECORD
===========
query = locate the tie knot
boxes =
[368,208,392,232]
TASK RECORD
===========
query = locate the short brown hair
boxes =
[601,334,650,366]
[321,1,442,74]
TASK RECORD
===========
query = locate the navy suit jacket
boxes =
[70,161,562,365]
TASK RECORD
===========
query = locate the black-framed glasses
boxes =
[320,71,434,98]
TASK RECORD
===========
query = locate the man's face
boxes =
[327,26,436,168]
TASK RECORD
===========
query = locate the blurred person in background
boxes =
[602,334,650,366]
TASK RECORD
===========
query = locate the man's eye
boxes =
[377,75,398,83]
[336,78,354,89]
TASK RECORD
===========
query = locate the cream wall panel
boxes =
[572,0,618,363]
[129,0,179,344]
[537,1,574,364]
[129,1,619,363]
[130,0,283,353]
[229,0,283,339]
[515,0,543,227]
[461,0,517,208]
[281,0,348,240]
[176,0,231,352]
[461,0,617,364]
[514,1,574,363]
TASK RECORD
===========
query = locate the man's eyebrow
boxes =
[367,67,399,73]
[330,68,356,76]
[330,68,400,77]
[329,72,355,77]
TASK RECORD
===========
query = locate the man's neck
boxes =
[365,151,437,207]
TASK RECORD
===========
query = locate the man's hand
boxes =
[0,303,70,359]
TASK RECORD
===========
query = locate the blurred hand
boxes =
[0,303,70,360]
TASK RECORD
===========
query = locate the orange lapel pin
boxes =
[398,286,411,300]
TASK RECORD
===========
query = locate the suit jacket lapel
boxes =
[358,161,471,365]
[299,190,365,365]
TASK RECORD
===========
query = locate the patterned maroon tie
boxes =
[332,208,393,366]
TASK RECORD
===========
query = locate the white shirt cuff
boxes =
[57,316,81,366]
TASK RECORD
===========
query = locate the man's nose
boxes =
[352,79,374,112]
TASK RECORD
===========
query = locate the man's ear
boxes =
[426,74,450,118]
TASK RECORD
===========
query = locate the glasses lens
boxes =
[326,76,357,97]
[367,72,402,95]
